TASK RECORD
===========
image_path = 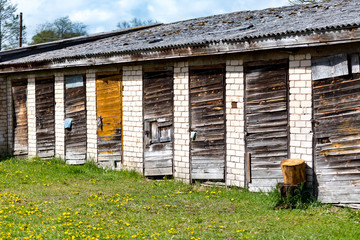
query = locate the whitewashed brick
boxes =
[122,65,144,173]
[289,54,313,185]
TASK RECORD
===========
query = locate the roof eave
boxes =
[1,27,360,74]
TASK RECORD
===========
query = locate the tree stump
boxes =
[280,159,306,185]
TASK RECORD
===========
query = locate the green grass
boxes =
[0,157,359,239]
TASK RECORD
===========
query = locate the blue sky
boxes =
[13,0,290,42]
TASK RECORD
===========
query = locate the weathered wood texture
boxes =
[65,75,87,164]
[189,66,226,180]
[11,80,28,157]
[96,73,122,167]
[245,60,289,190]
[313,70,360,204]
[35,78,55,158]
[143,69,174,176]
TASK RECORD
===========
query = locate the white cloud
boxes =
[70,9,115,23]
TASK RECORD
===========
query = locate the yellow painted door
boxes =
[96,72,122,168]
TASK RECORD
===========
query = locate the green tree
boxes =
[31,16,87,44]
[0,0,26,50]
[117,18,158,30]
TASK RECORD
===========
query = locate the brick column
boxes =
[86,69,98,162]
[122,66,143,173]
[225,59,245,188]
[7,78,13,154]
[27,75,36,157]
[54,72,65,159]
[289,53,313,184]
[173,62,190,183]
[0,77,8,154]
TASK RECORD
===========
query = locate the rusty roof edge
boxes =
[0,23,163,57]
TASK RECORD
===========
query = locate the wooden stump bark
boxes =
[280,159,306,185]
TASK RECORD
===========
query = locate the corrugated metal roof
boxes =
[1,0,360,65]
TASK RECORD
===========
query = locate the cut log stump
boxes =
[280,159,306,185]
[278,183,299,199]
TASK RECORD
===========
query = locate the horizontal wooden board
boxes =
[96,73,122,165]
[36,78,55,159]
[12,79,28,157]
[144,70,174,176]
[190,66,225,181]
[65,75,87,163]
[245,60,289,190]
[314,72,360,204]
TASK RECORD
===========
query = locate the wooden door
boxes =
[65,75,87,164]
[313,54,360,204]
[36,78,55,158]
[12,79,28,157]
[143,69,174,176]
[189,66,226,181]
[244,60,289,191]
[96,72,122,168]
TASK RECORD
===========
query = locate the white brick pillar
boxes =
[27,75,36,157]
[173,62,190,183]
[225,59,245,188]
[86,69,98,161]
[0,76,8,154]
[7,78,13,154]
[289,53,313,184]
[122,66,143,173]
[55,72,65,159]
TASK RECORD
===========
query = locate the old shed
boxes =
[0,0,359,207]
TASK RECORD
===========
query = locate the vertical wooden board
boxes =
[143,69,174,176]
[36,78,55,158]
[189,66,226,180]
[12,79,28,157]
[65,75,87,164]
[96,73,122,167]
[244,60,289,190]
[313,73,360,204]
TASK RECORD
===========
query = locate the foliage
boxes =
[269,182,321,209]
[31,16,87,45]
[0,157,359,239]
[289,0,328,4]
[117,17,158,30]
[0,0,26,50]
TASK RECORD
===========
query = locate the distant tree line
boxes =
[0,0,160,49]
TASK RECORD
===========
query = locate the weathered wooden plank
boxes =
[190,66,225,181]
[65,75,87,163]
[313,66,360,205]
[12,79,28,157]
[144,70,174,176]
[245,59,289,190]
[96,72,122,164]
[36,77,55,159]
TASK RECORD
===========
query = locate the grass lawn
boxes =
[0,157,359,240]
